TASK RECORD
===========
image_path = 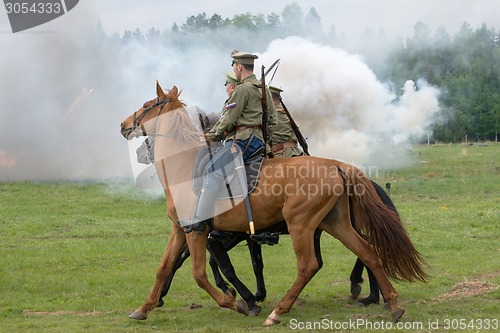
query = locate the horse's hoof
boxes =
[392,308,405,323]
[263,310,281,326]
[357,296,379,306]
[156,298,164,308]
[236,300,249,316]
[255,293,266,302]
[225,287,237,298]
[129,310,147,320]
[350,284,362,300]
[249,304,261,316]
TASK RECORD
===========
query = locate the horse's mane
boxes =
[157,106,204,149]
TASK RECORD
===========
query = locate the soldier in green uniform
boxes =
[187,50,276,231]
[210,71,239,129]
[208,50,276,159]
[224,70,239,100]
[268,86,304,157]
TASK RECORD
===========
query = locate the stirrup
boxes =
[249,232,280,245]
[209,230,234,241]
[183,217,210,234]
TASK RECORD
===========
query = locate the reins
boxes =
[133,98,172,137]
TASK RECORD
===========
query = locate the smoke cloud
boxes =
[258,37,441,170]
[0,33,128,181]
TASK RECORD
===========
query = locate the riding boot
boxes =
[184,218,211,234]
[184,185,218,234]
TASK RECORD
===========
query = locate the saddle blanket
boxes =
[192,142,264,200]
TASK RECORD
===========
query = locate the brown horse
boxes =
[120,82,427,325]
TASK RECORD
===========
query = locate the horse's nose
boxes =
[120,123,129,138]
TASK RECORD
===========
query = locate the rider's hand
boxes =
[204,132,218,142]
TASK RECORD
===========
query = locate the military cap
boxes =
[225,71,239,85]
[269,86,284,95]
[231,49,258,65]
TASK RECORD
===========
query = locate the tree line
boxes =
[98,2,499,142]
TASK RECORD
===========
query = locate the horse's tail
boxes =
[342,166,428,282]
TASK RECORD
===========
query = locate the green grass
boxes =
[0,144,499,332]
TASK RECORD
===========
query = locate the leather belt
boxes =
[272,141,298,154]
[226,125,262,137]
[233,125,262,132]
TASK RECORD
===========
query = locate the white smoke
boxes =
[257,37,441,169]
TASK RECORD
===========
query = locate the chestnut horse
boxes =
[120,82,427,325]
[156,181,393,314]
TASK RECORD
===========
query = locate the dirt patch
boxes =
[440,280,498,299]
[22,310,105,317]
[189,303,203,309]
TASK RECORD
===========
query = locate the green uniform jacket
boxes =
[212,74,276,142]
[210,98,231,140]
[271,110,303,157]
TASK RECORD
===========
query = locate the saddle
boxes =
[192,142,264,200]
[188,143,278,243]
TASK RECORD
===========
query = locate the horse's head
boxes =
[120,81,184,140]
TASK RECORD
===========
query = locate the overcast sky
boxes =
[85,0,499,39]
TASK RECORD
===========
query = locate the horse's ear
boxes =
[156,80,167,99]
[170,85,178,96]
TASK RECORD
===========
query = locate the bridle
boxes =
[132,97,172,136]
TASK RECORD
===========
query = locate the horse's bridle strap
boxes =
[133,98,172,131]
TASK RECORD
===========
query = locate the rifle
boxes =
[260,65,270,157]
[264,59,280,77]
[279,97,310,156]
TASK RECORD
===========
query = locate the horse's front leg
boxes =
[157,242,190,308]
[207,232,244,297]
[129,224,186,320]
[359,266,381,306]
[208,250,232,295]
[186,230,249,316]
[247,239,266,302]
[350,258,365,300]
[207,236,261,316]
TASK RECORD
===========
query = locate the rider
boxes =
[268,86,304,158]
[186,50,276,233]
[210,71,240,129]
[224,70,239,99]
[207,50,276,157]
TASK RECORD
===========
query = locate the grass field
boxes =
[0,144,498,332]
